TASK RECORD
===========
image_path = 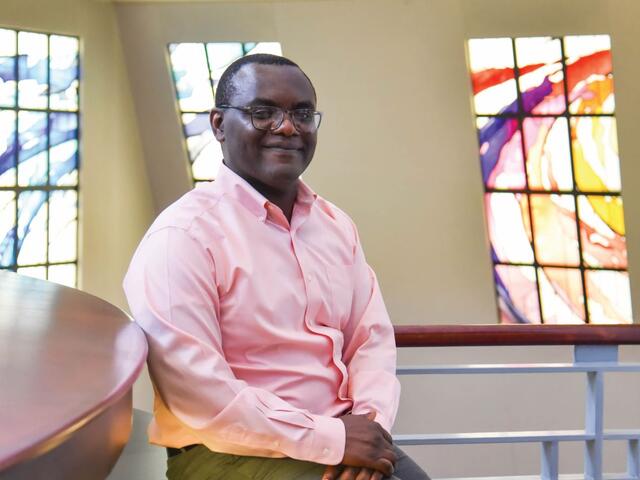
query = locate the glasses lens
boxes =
[251,107,281,131]
[292,110,321,133]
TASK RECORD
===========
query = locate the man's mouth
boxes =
[262,144,303,151]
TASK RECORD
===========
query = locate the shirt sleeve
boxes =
[123,227,345,465]
[340,222,401,434]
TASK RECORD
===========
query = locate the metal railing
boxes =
[393,325,640,480]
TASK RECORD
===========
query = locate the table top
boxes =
[0,271,147,471]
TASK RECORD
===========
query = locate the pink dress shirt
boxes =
[123,164,400,466]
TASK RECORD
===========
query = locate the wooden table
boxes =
[0,271,147,479]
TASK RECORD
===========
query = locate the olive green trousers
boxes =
[166,445,430,480]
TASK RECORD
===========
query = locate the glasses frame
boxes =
[218,104,322,133]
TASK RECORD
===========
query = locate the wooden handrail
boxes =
[394,324,640,347]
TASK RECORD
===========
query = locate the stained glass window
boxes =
[468,35,631,324]
[0,28,79,287]
[168,42,282,184]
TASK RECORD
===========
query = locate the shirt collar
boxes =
[215,162,317,221]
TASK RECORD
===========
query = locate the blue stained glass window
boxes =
[0,28,79,287]
[168,41,282,183]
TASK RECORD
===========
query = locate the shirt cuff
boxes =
[304,414,345,465]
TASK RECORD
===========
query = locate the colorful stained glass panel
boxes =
[0,109,16,186]
[18,111,48,186]
[18,31,48,110]
[586,270,632,324]
[0,192,15,267]
[17,190,47,265]
[538,267,585,324]
[523,117,572,191]
[485,192,533,263]
[50,112,78,186]
[169,43,214,112]
[49,35,79,111]
[565,35,614,115]
[49,190,77,263]
[478,117,525,190]
[469,35,630,325]
[578,195,626,269]
[0,29,17,107]
[531,194,580,266]
[468,38,518,115]
[571,117,620,192]
[494,265,540,324]
[515,37,565,115]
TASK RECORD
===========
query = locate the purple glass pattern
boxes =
[494,265,541,324]
[18,111,48,186]
[50,112,78,186]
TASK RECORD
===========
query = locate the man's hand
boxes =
[323,412,395,479]
[322,465,385,480]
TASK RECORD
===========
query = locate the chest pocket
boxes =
[324,263,355,328]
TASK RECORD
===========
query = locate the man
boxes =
[124,54,429,480]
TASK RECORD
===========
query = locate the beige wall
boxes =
[0,0,154,310]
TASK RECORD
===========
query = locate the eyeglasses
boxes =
[218,105,322,133]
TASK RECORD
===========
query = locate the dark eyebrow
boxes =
[246,98,279,107]
[293,101,316,110]
[246,98,316,109]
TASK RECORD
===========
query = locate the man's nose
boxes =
[273,112,298,136]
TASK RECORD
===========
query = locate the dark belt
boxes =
[167,444,200,458]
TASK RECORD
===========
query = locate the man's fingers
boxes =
[355,468,374,480]
[375,458,395,477]
[371,471,384,480]
[322,465,340,480]
[337,467,359,480]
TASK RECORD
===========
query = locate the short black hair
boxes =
[214,53,316,107]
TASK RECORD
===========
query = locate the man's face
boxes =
[211,64,318,192]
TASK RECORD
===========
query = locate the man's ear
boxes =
[210,108,225,142]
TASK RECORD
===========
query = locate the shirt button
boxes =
[273,440,280,447]
[322,448,329,455]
